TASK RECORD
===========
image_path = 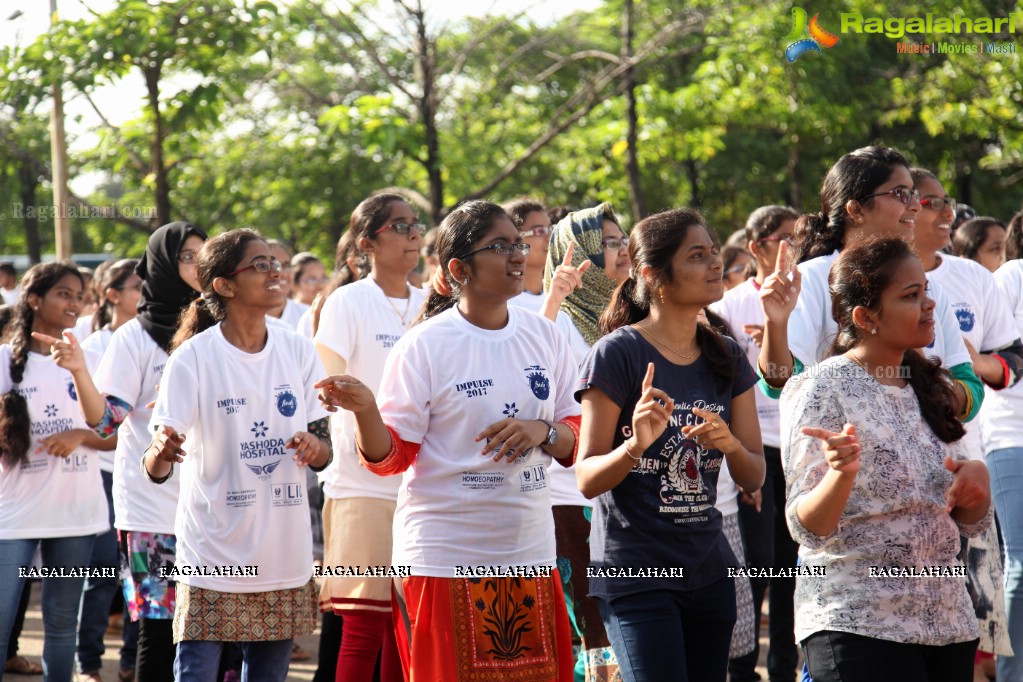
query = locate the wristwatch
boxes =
[540,420,558,447]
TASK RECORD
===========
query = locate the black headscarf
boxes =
[136,222,207,352]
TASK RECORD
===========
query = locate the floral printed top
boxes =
[781,356,990,646]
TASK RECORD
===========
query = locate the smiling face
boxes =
[601,219,631,284]
[222,240,285,311]
[913,176,955,254]
[455,215,527,302]
[661,223,724,307]
[853,165,920,244]
[31,273,84,336]
[873,255,936,351]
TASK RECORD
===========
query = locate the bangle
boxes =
[622,441,642,461]
[954,379,973,420]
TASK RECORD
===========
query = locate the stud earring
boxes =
[871,327,877,335]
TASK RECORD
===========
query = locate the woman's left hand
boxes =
[944,457,990,513]
[287,431,325,467]
[32,330,86,374]
[682,406,739,454]
[40,429,88,458]
[476,418,548,462]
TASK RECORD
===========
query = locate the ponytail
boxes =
[599,277,648,335]
[902,351,965,443]
[794,212,844,264]
[170,296,220,353]
[412,265,458,326]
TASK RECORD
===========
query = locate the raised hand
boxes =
[313,375,377,413]
[31,330,86,374]
[545,243,592,309]
[801,423,860,475]
[683,406,740,455]
[758,240,801,326]
[148,425,187,464]
[743,324,765,348]
[629,363,675,454]
[944,456,990,514]
[476,418,548,463]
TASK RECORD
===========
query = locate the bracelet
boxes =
[954,379,973,420]
[622,442,642,461]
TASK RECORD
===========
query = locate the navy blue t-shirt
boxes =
[576,325,758,599]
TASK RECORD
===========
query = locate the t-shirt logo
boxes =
[525,365,550,400]
[44,404,58,418]
[660,442,703,503]
[954,305,975,332]
[246,459,282,481]
[250,421,268,438]
[67,381,77,402]
[275,390,297,417]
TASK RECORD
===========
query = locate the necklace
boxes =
[635,323,698,360]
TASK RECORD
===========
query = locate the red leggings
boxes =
[336,609,402,682]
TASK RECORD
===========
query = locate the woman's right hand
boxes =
[759,241,801,326]
[801,423,860,475]
[628,363,675,455]
[32,330,86,374]
[313,375,377,413]
[149,425,186,464]
[545,243,591,309]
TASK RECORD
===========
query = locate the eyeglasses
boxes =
[375,222,427,237]
[756,234,794,245]
[520,226,553,238]
[224,258,284,278]
[114,282,143,292]
[861,187,921,205]
[920,197,957,213]
[178,250,198,264]
[601,237,630,251]
[458,242,531,259]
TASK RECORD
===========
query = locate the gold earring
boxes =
[658,287,665,304]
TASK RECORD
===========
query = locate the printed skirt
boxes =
[173,578,318,642]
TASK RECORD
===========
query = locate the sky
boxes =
[1,0,601,193]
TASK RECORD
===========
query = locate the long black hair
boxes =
[92,259,140,332]
[1,262,84,464]
[170,229,267,353]
[600,207,736,381]
[412,200,511,326]
[795,146,910,264]
[828,237,963,443]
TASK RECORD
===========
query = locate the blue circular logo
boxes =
[276,391,297,417]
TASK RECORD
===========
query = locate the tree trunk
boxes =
[145,64,171,227]
[410,2,444,224]
[19,164,42,264]
[622,0,645,221]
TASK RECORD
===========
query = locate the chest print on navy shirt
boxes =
[648,399,726,511]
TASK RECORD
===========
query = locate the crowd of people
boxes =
[1,144,1023,682]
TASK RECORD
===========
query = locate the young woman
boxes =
[41,222,207,682]
[265,240,308,330]
[0,262,109,682]
[721,245,753,291]
[291,253,328,307]
[709,205,801,682]
[316,200,580,682]
[314,193,425,682]
[758,146,982,424]
[952,217,1008,274]
[782,237,991,682]
[539,202,629,680]
[141,229,329,680]
[575,208,765,682]
[76,258,142,682]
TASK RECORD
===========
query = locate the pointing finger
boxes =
[641,362,655,393]
[31,331,62,346]
[577,260,592,276]
[562,241,575,267]
[774,239,788,275]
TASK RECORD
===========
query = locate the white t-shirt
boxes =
[788,251,971,368]
[710,277,781,448]
[81,327,115,472]
[379,305,582,577]
[981,260,1023,453]
[928,254,1020,459]
[1,286,20,306]
[0,345,108,539]
[151,323,328,592]
[314,278,426,501]
[271,299,308,331]
[296,308,314,339]
[509,291,591,507]
[94,319,177,533]
[72,314,94,343]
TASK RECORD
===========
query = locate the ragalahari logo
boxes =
[784,7,839,62]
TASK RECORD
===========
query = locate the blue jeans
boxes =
[987,447,1023,681]
[0,534,97,682]
[598,578,736,682]
[77,470,121,673]
[174,639,293,682]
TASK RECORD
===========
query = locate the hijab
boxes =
[543,203,622,347]
[136,222,207,353]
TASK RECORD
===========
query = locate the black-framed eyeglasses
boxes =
[920,196,957,213]
[224,258,284,278]
[861,187,921,205]
[177,250,198,264]
[114,282,143,292]
[458,242,531,259]
[520,226,553,238]
[375,222,427,237]
[601,237,629,251]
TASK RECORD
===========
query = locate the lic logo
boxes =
[784,7,839,62]
[270,482,303,507]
